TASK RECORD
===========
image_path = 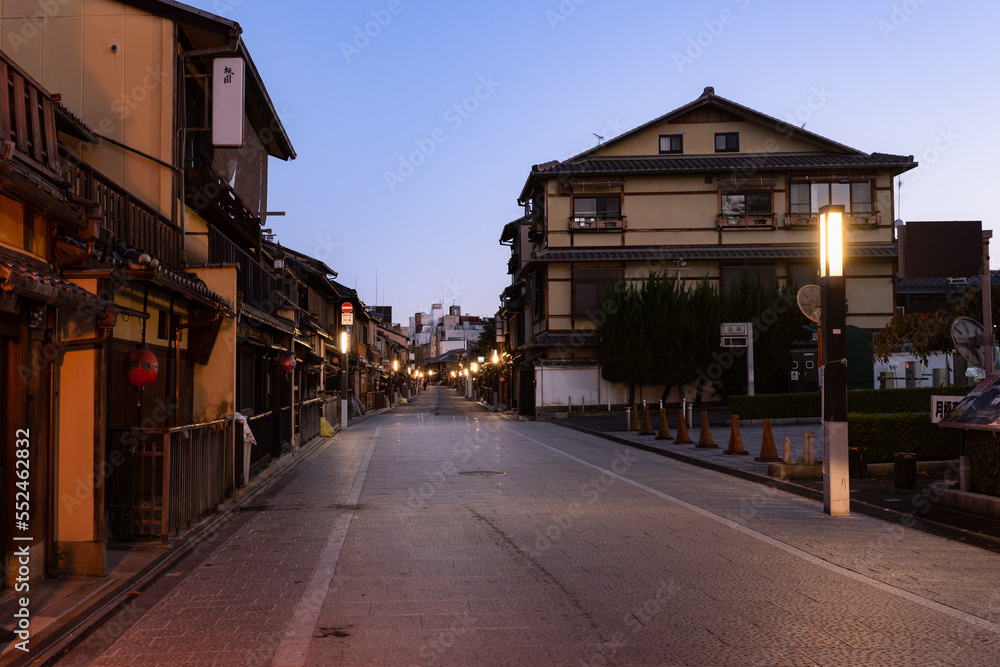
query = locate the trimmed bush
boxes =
[847,413,963,464]
[729,385,974,420]
[729,393,820,420]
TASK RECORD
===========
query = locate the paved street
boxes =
[58,386,1000,666]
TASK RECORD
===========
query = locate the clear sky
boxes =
[182,0,1000,323]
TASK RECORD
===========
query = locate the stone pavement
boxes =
[9,387,1000,665]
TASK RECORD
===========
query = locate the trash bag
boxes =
[320,416,335,438]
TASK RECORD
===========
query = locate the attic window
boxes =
[715,132,739,153]
[659,134,683,154]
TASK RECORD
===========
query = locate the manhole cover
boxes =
[458,470,507,476]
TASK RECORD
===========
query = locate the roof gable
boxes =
[568,87,862,162]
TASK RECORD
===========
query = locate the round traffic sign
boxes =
[341,302,354,314]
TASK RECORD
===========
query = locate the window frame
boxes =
[790,179,875,214]
[714,132,739,153]
[572,195,621,223]
[572,267,624,320]
[658,134,683,154]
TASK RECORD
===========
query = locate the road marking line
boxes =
[504,424,1000,637]
[272,425,381,666]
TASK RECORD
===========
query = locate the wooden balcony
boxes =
[783,212,882,227]
[186,158,262,246]
[0,53,61,179]
[208,225,277,313]
[60,147,182,267]
[571,216,626,231]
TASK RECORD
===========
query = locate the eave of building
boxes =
[520,152,916,201]
[122,0,295,161]
[524,244,897,269]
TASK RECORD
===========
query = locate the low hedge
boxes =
[729,386,974,420]
[728,393,820,420]
[847,413,964,464]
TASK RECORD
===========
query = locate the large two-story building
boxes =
[501,87,917,416]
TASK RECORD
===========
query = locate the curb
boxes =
[553,421,1000,554]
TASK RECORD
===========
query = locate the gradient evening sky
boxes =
[181,0,1000,323]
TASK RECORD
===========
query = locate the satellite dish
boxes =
[796,285,821,323]
[951,316,987,369]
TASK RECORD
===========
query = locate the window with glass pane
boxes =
[573,268,624,319]
[659,134,683,154]
[851,181,873,212]
[715,132,739,152]
[573,196,620,221]
[790,183,811,214]
[722,192,771,215]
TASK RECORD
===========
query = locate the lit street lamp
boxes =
[819,204,849,517]
[340,330,349,430]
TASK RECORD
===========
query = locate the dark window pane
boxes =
[746,193,771,214]
[659,134,682,153]
[596,196,620,220]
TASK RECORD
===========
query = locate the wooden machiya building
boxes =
[0,0,296,578]
[501,87,918,417]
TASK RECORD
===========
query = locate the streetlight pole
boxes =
[819,204,849,517]
[340,330,349,431]
[492,349,499,411]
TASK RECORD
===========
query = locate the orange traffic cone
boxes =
[696,411,717,448]
[655,409,672,440]
[674,410,693,444]
[640,404,654,435]
[724,414,749,455]
[630,404,641,431]
[755,418,782,462]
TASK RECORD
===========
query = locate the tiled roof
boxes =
[532,152,915,176]
[523,331,600,349]
[527,244,896,265]
[897,272,1000,291]
[0,253,112,313]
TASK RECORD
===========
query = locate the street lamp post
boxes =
[819,204,849,517]
[340,330,349,431]
[392,359,398,407]
[492,349,499,411]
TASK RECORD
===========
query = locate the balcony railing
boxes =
[186,157,262,242]
[60,148,182,266]
[209,226,276,312]
[783,211,881,227]
[718,213,775,229]
[0,53,61,179]
[571,216,626,231]
[107,417,236,543]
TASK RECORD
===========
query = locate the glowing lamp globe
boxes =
[280,355,297,373]
[124,344,159,388]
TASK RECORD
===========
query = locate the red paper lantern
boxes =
[124,344,159,388]
[280,355,297,373]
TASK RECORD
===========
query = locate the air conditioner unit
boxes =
[946,277,969,286]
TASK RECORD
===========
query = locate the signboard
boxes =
[939,375,1000,431]
[720,322,748,348]
[931,395,962,424]
[212,58,244,147]
[341,313,354,326]
[898,221,982,278]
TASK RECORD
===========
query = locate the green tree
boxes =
[718,271,805,397]
[598,280,645,404]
